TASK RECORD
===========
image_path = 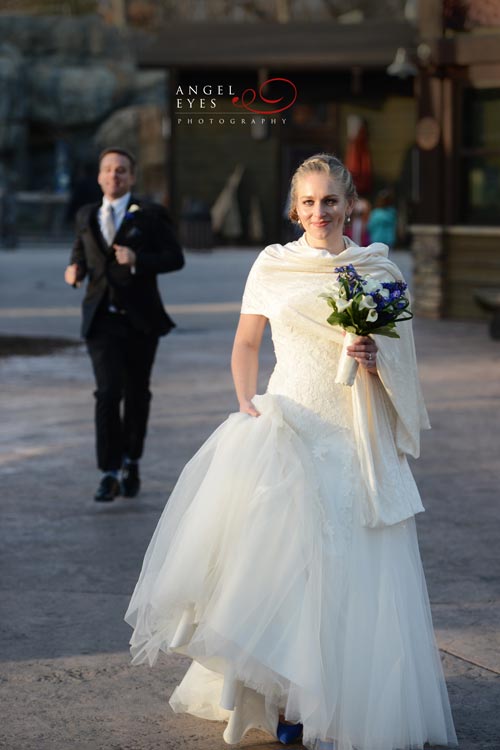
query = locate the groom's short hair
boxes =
[98,147,136,173]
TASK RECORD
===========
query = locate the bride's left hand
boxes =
[347,335,378,374]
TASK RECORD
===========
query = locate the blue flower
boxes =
[322,265,413,338]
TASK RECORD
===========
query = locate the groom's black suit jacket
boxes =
[70,197,184,338]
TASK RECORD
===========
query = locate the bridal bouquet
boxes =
[320,264,413,386]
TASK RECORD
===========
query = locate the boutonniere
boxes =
[125,204,141,220]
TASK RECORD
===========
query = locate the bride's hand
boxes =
[347,335,378,374]
[239,399,261,417]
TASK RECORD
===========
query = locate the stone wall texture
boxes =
[0,15,167,203]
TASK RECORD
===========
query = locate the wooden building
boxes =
[411,0,500,319]
[134,1,500,319]
[134,18,417,246]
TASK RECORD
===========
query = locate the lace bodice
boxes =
[241,242,354,441]
[267,297,353,438]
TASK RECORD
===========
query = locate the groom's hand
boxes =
[64,264,80,287]
[114,244,136,266]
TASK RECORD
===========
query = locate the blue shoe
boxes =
[277,721,303,744]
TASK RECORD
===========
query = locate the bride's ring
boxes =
[368,353,372,361]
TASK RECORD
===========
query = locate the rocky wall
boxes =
[0,14,168,227]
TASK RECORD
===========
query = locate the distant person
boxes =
[0,170,18,250]
[367,188,398,248]
[64,148,184,502]
[344,197,370,246]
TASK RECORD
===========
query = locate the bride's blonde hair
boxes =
[288,153,357,223]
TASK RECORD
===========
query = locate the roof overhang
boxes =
[133,20,417,70]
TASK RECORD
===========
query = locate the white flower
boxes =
[380,288,390,299]
[128,204,140,213]
[336,298,353,312]
[362,277,382,293]
[367,308,378,322]
[320,282,341,298]
[358,294,377,310]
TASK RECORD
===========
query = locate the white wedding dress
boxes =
[125,236,458,750]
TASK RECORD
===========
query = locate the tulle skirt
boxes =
[125,394,457,750]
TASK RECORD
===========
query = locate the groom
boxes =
[65,147,184,502]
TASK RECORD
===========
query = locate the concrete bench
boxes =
[474,288,500,340]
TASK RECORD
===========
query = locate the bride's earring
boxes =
[345,214,351,224]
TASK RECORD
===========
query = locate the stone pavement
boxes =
[0,245,499,750]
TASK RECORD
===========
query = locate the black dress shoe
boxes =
[121,462,141,497]
[94,474,121,502]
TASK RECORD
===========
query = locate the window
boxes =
[461,88,500,225]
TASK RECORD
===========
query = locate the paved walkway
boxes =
[0,245,499,749]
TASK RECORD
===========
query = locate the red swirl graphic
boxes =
[232,77,297,115]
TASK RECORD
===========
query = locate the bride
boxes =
[125,154,458,750]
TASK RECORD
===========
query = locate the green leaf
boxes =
[327,313,343,326]
[373,327,401,338]
[395,312,413,322]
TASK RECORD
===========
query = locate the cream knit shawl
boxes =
[248,234,430,527]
